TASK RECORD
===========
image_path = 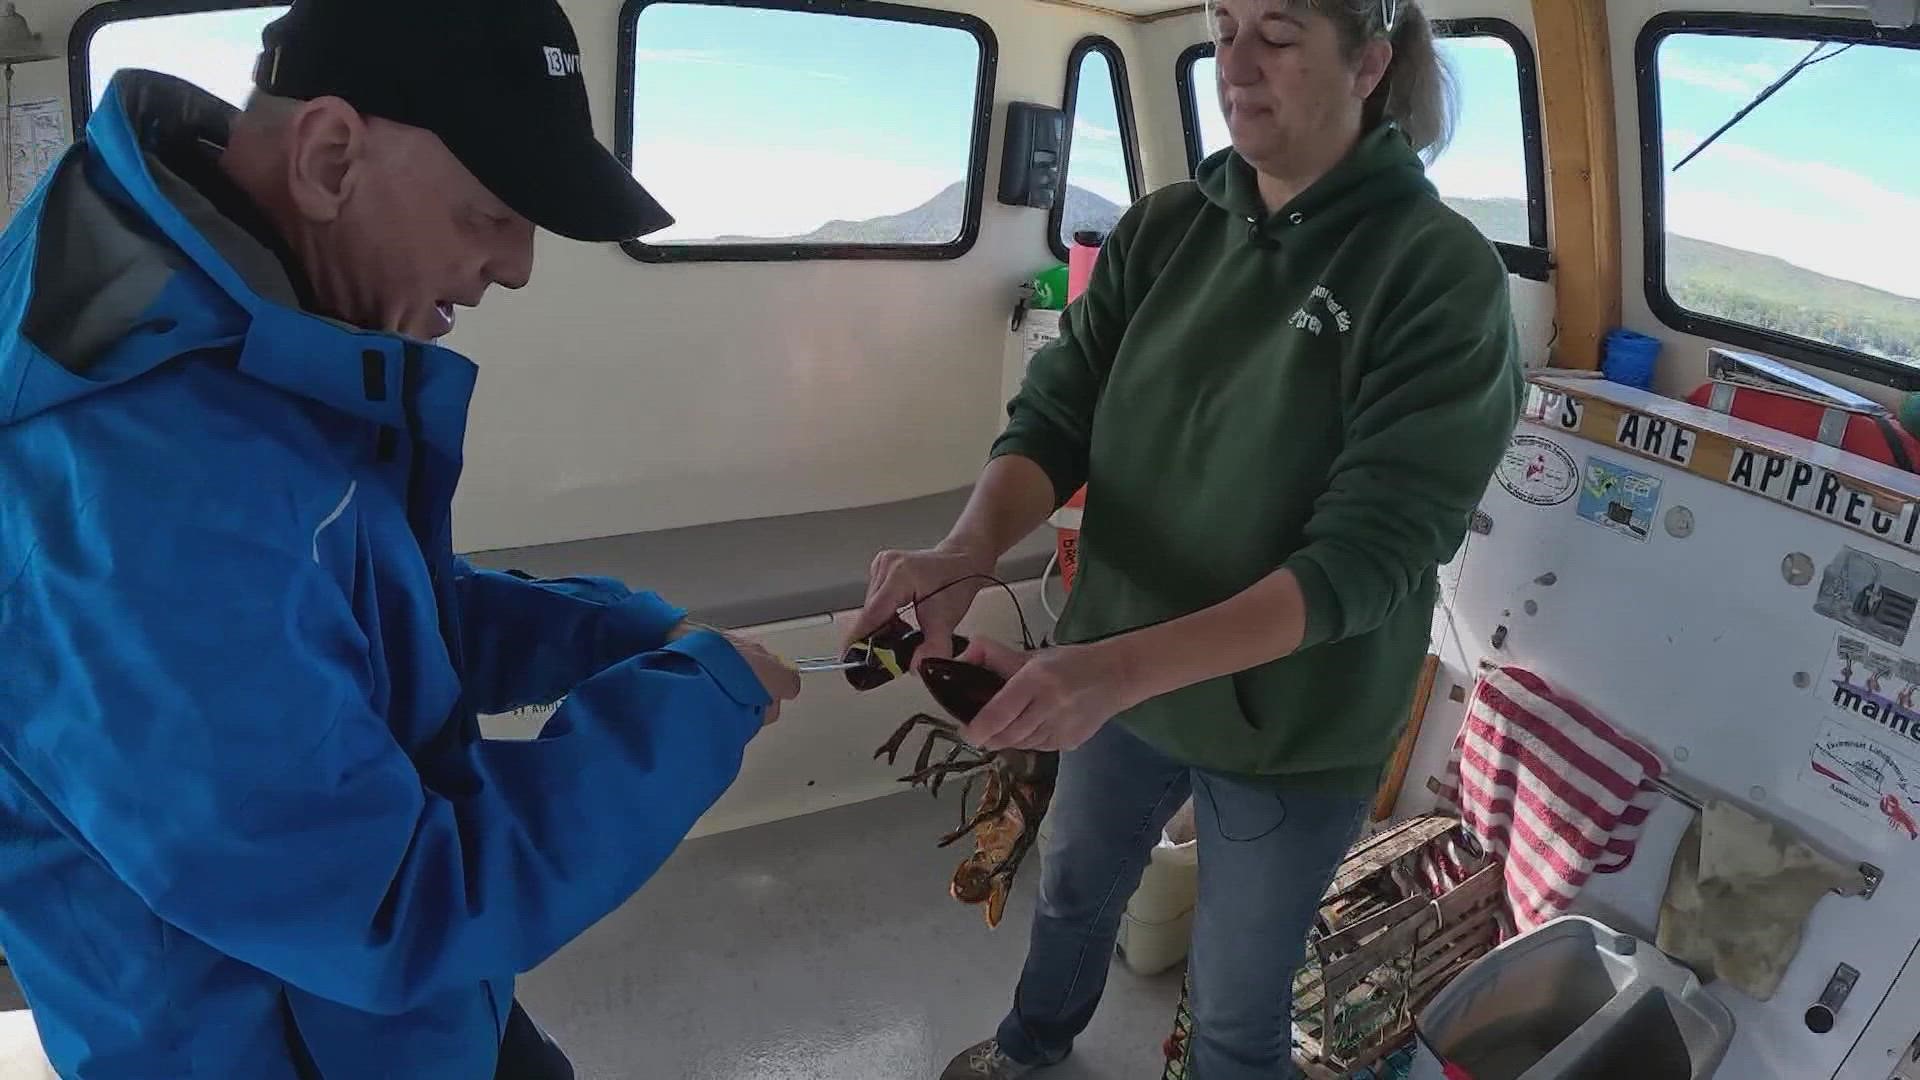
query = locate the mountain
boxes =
[1059,185,1125,241]
[691,186,1920,366]
[693,183,1125,246]
[1445,196,1920,364]
[1442,195,1531,246]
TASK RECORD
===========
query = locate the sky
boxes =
[83,7,1919,300]
[628,4,982,242]
[1655,33,1920,300]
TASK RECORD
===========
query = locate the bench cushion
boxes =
[461,488,1057,630]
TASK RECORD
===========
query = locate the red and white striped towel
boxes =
[1433,666,1665,933]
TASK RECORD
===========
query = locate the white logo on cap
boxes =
[543,46,582,77]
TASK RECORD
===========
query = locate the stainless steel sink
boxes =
[1415,915,1736,1080]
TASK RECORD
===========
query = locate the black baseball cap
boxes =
[252,0,673,242]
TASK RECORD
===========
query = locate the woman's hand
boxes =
[956,637,1142,752]
[844,545,996,666]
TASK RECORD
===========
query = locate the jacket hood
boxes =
[0,70,474,456]
[1195,122,1437,248]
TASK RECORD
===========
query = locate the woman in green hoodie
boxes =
[850,1,1523,1076]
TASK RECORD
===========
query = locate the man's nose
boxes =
[491,221,536,291]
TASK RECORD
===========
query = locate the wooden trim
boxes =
[1139,4,1203,22]
[1029,0,1190,22]
[1532,0,1621,370]
[1373,654,1441,822]
[1027,0,1199,23]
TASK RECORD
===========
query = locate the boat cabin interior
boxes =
[1,0,1918,1075]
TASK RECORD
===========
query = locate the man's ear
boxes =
[284,97,367,224]
[1354,39,1393,101]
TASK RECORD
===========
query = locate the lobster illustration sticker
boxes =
[1575,457,1662,542]
[1800,720,1920,841]
[1496,435,1579,507]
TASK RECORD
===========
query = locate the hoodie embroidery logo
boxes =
[1289,285,1352,337]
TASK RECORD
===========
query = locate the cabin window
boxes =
[1177,20,1549,280]
[616,0,996,263]
[72,1,289,126]
[1639,14,1920,386]
[1051,36,1143,260]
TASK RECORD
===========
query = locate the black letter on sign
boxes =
[1619,413,1641,450]
[1844,491,1870,528]
[1816,473,1843,516]
[1644,418,1668,456]
[1762,456,1788,494]
[1731,451,1756,488]
[1788,462,1817,503]
[1560,396,1581,429]
[1670,427,1695,465]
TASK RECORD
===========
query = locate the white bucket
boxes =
[1116,800,1199,975]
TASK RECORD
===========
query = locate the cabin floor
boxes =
[512,788,1185,1079]
[0,789,1184,1079]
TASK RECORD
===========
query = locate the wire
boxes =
[907,572,1039,652]
[1673,41,1854,173]
[1196,773,1290,843]
[1039,551,1062,622]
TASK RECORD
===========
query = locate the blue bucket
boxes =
[1602,329,1662,390]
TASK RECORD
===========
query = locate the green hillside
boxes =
[1446,196,1920,365]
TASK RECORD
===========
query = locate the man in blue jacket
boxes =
[0,0,802,1076]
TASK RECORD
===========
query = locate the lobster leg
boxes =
[979,784,1048,884]
[927,742,971,796]
[874,715,936,766]
[902,756,992,789]
[912,728,971,778]
[939,774,1013,847]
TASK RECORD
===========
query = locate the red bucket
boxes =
[1052,486,1086,593]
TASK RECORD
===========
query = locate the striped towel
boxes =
[1434,666,1665,933]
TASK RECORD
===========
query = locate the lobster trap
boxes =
[1161,814,1505,1079]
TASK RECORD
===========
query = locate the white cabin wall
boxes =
[1607,0,1902,407]
[451,0,1138,551]
[19,0,1134,553]
[1135,10,1205,191]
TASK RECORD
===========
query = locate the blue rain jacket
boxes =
[0,71,770,1078]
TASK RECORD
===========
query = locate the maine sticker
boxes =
[1496,435,1579,507]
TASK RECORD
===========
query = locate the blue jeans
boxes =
[994,723,1370,1080]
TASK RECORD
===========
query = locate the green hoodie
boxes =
[992,125,1524,795]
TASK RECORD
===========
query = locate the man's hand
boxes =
[844,545,995,667]
[667,620,800,726]
[730,636,800,726]
[957,637,1142,753]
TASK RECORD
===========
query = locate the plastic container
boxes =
[1117,812,1199,975]
[1602,329,1662,390]
[1029,264,1069,310]
[1413,916,1734,1080]
[1068,230,1104,302]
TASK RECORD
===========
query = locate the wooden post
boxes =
[1373,654,1442,822]
[1532,0,1622,371]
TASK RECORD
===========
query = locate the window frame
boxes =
[1175,41,1212,177]
[1174,18,1551,281]
[68,0,287,134]
[1636,11,1920,389]
[614,0,998,264]
[1048,35,1144,262]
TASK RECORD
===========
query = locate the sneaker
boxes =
[939,1039,1041,1079]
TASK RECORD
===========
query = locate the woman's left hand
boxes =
[956,637,1141,752]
